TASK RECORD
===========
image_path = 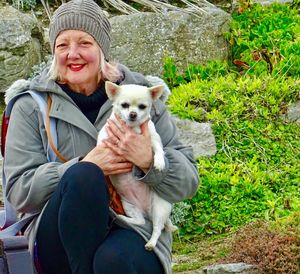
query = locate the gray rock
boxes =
[177,270,205,273]
[287,100,300,124]
[0,6,42,93]
[110,7,231,76]
[202,263,258,274]
[172,116,217,158]
[254,0,292,5]
[0,5,231,93]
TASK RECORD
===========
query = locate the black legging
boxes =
[36,162,164,274]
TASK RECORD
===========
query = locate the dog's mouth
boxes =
[129,116,137,122]
[129,112,138,122]
[126,118,141,126]
[128,112,138,122]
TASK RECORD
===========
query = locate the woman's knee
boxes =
[93,244,135,274]
[62,161,104,181]
[59,162,109,203]
[60,162,106,191]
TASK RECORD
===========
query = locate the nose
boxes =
[129,112,137,121]
[67,44,80,59]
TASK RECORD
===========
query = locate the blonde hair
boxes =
[48,48,122,83]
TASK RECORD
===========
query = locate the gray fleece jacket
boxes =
[4,64,199,274]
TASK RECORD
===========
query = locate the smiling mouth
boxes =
[69,64,85,72]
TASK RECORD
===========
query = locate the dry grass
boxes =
[219,218,300,274]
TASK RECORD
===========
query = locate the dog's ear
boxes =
[148,85,164,101]
[105,81,120,100]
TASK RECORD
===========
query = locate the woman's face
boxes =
[54,30,101,95]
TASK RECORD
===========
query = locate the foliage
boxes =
[225,2,300,77]
[172,213,300,272]
[172,233,232,272]
[163,2,300,87]
[11,0,36,10]
[163,57,235,87]
[167,75,300,236]
[171,202,192,226]
[220,217,300,273]
[6,0,210,17]
[163,2,300,238]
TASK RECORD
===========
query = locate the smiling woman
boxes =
[3,0,199,273]
[52,30,103,95]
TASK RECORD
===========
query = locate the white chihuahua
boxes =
[97,81,177,250]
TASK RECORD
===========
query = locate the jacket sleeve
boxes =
[133,101,200,203]
[4,95,79,213]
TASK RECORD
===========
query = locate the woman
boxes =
[4,0,199,273]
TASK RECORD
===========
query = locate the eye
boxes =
[56,43,67,49]
[81,40,92,46]
[138,104,147,110]
[121,103,130,108]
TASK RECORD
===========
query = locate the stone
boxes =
[172,116,217,158]
[109,7,231,76]
[0,6,42,93]
[287,100,300,124]
[0,4,232,93]
[202,263,258,274]
[254,0,292,5]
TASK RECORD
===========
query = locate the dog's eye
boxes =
[121,103,130,108]
[138,104,147,110]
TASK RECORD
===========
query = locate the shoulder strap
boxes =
[0,91,61,236]
[2,91,58,162]
[29,91,58,163]
[45,96,67,163]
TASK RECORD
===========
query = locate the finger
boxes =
[107,162,132,170]
[114,114,126,127]
[103,162,133,175]
[107,119,125,139]
[103,140,124,156]
[114,115,134,133]
[96,140,108,148]
[106,126,120,145]
[105,167,133,176]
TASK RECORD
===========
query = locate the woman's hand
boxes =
[82,142,133,176]
[103,116,153,173]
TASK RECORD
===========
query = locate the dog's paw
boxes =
[165,223,178,233]
[153,153,165,171]
[145,241,155,251]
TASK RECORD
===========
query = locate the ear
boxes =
[148,85,164,101]
[105,81,120,100]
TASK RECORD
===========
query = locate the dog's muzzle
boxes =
[129,112,137,121]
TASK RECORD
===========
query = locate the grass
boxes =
[172,212,300,272]
[172,233,233,272]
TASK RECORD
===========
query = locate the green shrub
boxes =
[163,57,234,87]
[226,2,300,77]
[164,3,300,89]
[168,76,300,236]
[163,2,300,237]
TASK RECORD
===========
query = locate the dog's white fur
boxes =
[97,82,177,250]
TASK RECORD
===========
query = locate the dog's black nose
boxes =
[129,112,137,121]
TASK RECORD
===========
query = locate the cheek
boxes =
[85,51,100,66]
[138,109,149,118]
[120,109,129,120]
[56,53,67,66]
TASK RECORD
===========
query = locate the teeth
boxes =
[70,64,82,68]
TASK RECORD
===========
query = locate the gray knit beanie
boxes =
[49,0,111,60]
